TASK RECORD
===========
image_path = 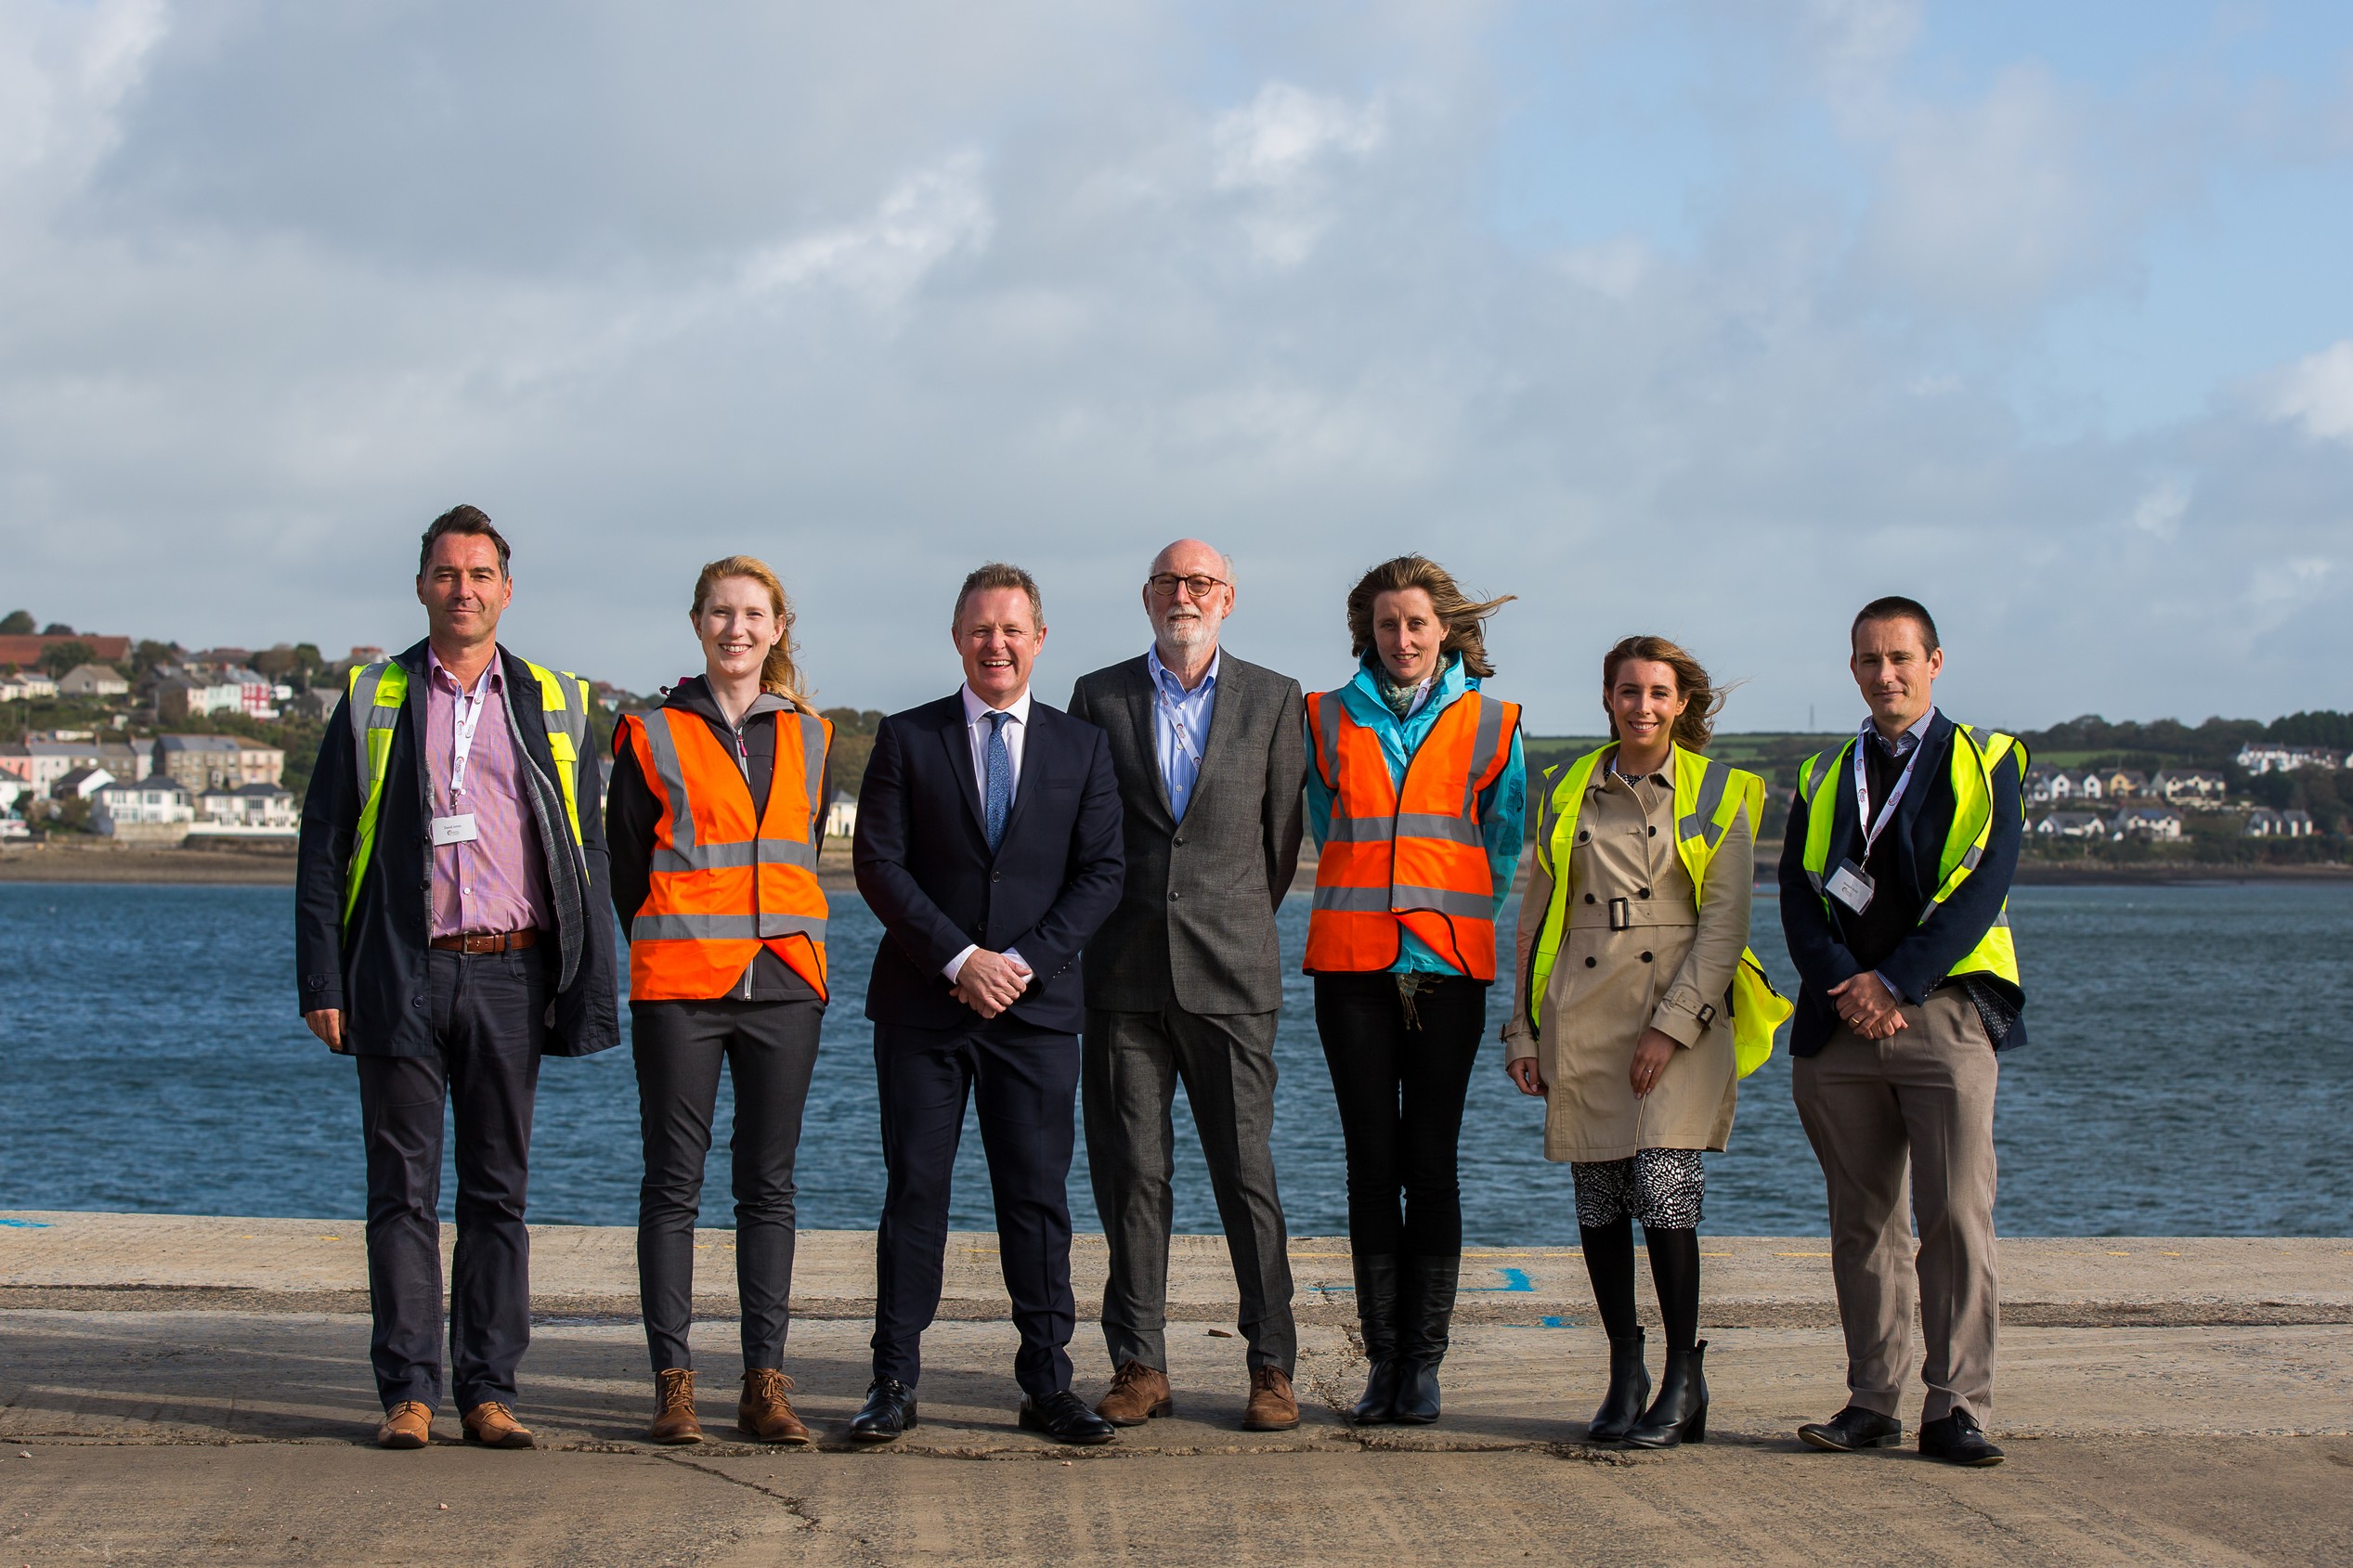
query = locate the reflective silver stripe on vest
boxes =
[640,710,700,867]
[1322,810,1485,846]
[653,837,822,873]
[1961,843,1983,871]
[1459,695,1507,815]
[1315,693,1343,789]
[348,662,402,796]
[1677,758,1734,848]
[795,710,826,828]
[630,912,831,942]
[1311,882,1491,919]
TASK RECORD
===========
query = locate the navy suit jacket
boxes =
[1776,710,2025,1056]
[852,691,1125,1035]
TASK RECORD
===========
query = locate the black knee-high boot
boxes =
[1580,1223,1648,1440]
[1625,1227,1706,1447]
[1391,1254,1459,1425]
[1349,1253,1403,1423]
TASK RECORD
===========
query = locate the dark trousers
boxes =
[356,946,545,1413]
[631,997,824,1378]
[1084,1004,1296,1375]
[1312,973,1487,1257]
[872,1016,1082,1397]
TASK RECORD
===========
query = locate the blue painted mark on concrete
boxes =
[0,1218,53,1228]
[1540,1315,1569,1328]
[1494,1266,1533,1291]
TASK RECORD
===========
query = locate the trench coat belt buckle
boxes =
[428,928,542,955]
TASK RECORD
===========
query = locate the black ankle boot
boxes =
[1391,1254,1459,1426]
[1349,1253,1403,1424]
[1623,1339,1708,1447]
[1588,1328,1650,1442]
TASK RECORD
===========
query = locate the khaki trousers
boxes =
[1792,987,1998,1424]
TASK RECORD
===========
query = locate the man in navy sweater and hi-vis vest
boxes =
[294,507,619,1452]
[1778,596,2026,1469]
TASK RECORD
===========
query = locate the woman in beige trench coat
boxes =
[1503,636,1754,1448]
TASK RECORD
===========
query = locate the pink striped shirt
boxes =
[425,647,554,939]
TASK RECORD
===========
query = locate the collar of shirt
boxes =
[960,682,1032,728]
[1147,644,1220,705]
[426,644,501,701]
[1596,741,1672,790]
[1866,705,1937,758]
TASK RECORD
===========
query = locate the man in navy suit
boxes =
[850,562,1126,1445]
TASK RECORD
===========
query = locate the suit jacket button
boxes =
[1584,956,1596,967]
[1583,893,1595,904]
[1174,836,1185,846]
[992,871,1000,882]
[1638,888,1651,899]
[1641,951,1654,964]
[1169,890,1181,901]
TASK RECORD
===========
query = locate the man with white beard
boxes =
[1066,539,1309,1432]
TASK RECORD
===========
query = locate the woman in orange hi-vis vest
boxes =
[607,556,832,1449]
[1305,555,1526,1428]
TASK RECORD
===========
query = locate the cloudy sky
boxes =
[4,0,2350,732]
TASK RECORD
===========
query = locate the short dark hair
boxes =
[419,505,512,578]
[1852,595,1939,654]
[952,562,1044,629]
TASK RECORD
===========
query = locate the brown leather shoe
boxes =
[1242,1366,1301,1432]
[737,1368,813,1445]
[1094,1360,1173,1426]
[461,1401,536,1449]
[649,1368,703,1445]
[376,1401,433,1449]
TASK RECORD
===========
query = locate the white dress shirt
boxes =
[944,682,1033,984]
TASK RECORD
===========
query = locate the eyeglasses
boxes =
[1146,573,1228,600]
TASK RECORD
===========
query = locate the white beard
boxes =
[1157,615,1211,655]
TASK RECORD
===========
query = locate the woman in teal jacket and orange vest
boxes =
[1305,554,1526,1427]
[1502,635,1788,1447]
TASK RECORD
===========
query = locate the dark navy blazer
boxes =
[1775,710,2026,1056]
[852,691,1124,1035]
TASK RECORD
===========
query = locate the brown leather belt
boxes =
[429,929,541,954]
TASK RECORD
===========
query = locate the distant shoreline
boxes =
[5,839,2349,889]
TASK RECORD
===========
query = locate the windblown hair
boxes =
[1852,595,1941,654]
[692,555,808,706]
[419,504,511,577]
[1602,634,1728,753]
[953,562,1044,630]
[1345,555,1515,680]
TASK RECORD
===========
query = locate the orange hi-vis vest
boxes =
[1304,688,1521,979]
[617,705,833,1002]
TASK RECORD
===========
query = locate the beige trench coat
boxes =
[1502,754,1753,1162]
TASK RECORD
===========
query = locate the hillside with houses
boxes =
[4,607,2346,868]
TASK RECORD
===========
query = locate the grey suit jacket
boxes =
[1067,651,1306,1017]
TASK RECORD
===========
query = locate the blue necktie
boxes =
[983,710,1013,851]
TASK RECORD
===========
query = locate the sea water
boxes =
[2,882,2347,1239]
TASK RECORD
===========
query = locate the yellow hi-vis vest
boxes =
[1794,724,2027,991]
[342,657,592,927]
[1525,745,1792,1079]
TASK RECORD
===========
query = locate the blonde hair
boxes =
[1345,555,1515,679]
[1601,634,1726,752]
[692,555,808,706]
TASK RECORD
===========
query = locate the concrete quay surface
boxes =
[4,1212,2351,1567]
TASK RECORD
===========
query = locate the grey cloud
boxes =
[1,0,2347,733]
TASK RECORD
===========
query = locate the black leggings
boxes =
[631,997,823,1376]
[1581,1221,1701,1354]
[1313,973,1488,1258]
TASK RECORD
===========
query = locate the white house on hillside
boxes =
[94,774,194,833]
[2035,811,2106,840]
[2111,805,2183,840]
[2235,744,2344,774]
[58,663,130,698]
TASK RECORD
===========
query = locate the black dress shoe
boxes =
[1797,1406,1904,1452]
[1019,1390,1117,1446]
[848,1378,918,1443]
[1919,1410,2005,1467]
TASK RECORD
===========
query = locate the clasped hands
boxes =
[1829,970,1908,1039]
[953,949,1033,1018]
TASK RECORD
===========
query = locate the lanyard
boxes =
[448,669,493,798]
[1852,718,1926,860]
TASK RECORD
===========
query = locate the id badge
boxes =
[431,813,480,847]
[1825,858,1875,914]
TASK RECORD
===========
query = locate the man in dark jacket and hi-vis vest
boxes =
[294,506,620,1452]
[1779,595,2024,1470]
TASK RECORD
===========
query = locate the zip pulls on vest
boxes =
[1826,716,1929,916]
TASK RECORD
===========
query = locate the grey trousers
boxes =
[1083,1004,1296,1376]
[1792,987,2000,1425]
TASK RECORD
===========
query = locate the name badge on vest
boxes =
[430,813,479,847]
[1825,858,1874,914]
